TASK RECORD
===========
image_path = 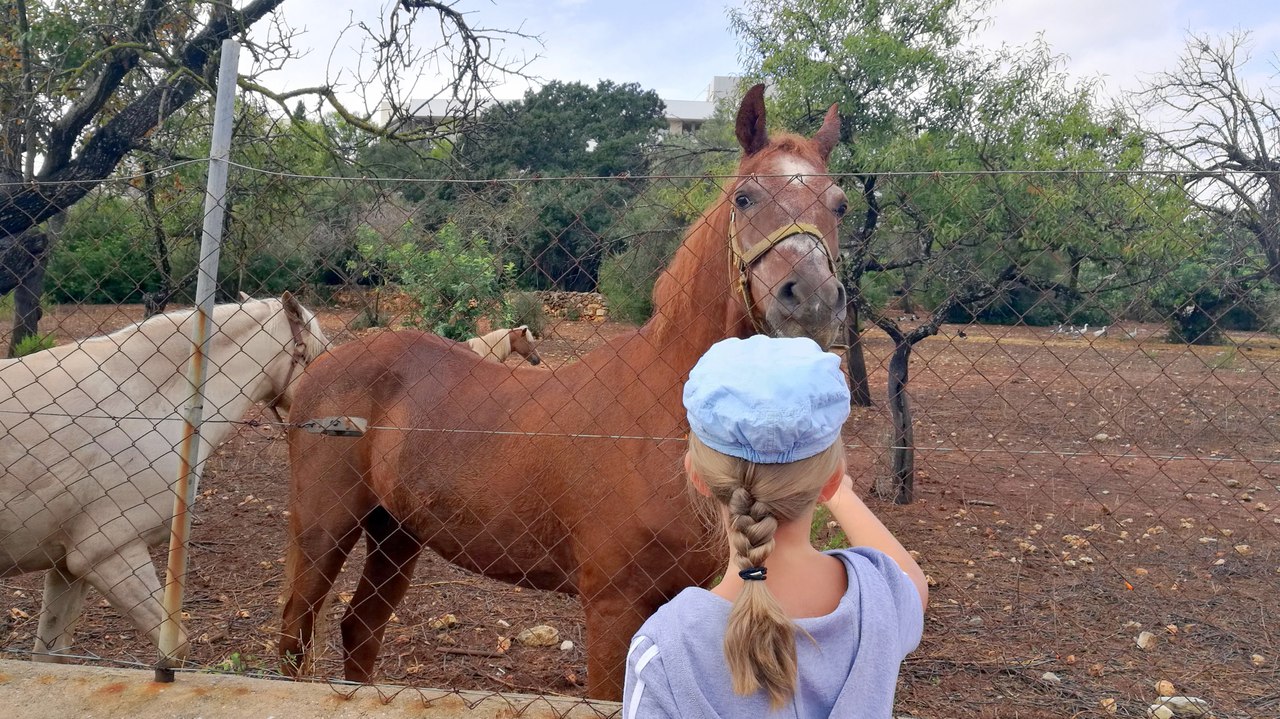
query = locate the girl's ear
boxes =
[685,453,711,497]
[817,469,843,503]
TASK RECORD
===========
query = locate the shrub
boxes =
[599,230,681,325]
[46,198,162,303]
[355,221,515,340]
[13,333,57,357]
[506,291,548,336]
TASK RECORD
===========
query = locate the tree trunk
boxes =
[141,159,175,317]
[6,213,60,356]
[844,293,872,406]
[874,339,914,504]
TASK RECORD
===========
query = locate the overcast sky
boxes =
[249,0,1280,115]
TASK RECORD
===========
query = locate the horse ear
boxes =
[238,291,252,302]
[513,326,527,337]
[736,84,769,156]
[281,291,305,330]
[814,103,840,161]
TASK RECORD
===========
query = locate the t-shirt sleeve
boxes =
[623,634,679,719]
[846,547,925,658]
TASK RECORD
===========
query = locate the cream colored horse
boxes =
[464,326,541,365]
[0,293,327,662]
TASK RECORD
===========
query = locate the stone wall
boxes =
[537,291,609,322]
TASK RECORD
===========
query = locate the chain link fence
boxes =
[1,158,1278,719]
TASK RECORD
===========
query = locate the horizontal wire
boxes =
[2,406,1274,466]
[2,159,1277,190]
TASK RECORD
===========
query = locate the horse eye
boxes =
[834,202,848,219]
[734,193,753,209]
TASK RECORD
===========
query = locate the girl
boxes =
[624,335,928,718]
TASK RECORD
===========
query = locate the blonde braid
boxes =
[724,472,795,708]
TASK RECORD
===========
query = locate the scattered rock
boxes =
[496,619,510,628]
[1136,631,1157,650]
[1155,679,1175,696]
[1224,478,1242,488]
[1251,653,1266,667]
[1151,696,1210,717]
[559,640,574,651]
[427,613,458,631]
[967,616,984,627]
[1099,697,1117,714]
[1093,432,1111,441]
[516,624,560,647]
[1234,544,1253,556]
[1148,705,1174,719]
[1040,671,1061,684]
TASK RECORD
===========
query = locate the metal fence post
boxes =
[155,38,240,682]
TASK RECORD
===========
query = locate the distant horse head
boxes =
[728,84,847,347]
[507,325,542,365]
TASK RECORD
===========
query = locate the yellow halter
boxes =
[728,209,839,335]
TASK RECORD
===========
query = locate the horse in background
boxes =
[279,85,847,699]
[0,294,328,662]
[465,326,542,365]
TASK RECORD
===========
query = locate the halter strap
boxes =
[729,209,839,335]
[267,309,309,427]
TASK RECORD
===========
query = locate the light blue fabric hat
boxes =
[683,335,851,464]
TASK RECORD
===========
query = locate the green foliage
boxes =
[46,196,162,303]
[810,506,849,552]
[355,221,515,340]
[461,80,666,177]
[599,231,682,325]
[506,291,547,336]
[12,333,57,357]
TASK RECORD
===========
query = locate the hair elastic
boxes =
[738,566,767,581]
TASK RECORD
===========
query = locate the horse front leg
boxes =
[66,539,182,659]
[33,564,90,662]
[580,581,662,701]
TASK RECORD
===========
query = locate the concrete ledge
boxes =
[0,659,621,719]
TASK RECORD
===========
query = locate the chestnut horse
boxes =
[279,85,848,699]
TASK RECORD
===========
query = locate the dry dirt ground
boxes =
[2,302,1278,718]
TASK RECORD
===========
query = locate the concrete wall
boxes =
[0,659,621,719]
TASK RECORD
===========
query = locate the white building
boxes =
[377,76,742,136]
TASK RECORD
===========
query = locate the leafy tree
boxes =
[454,80,667,290]
[1138,32,1280,337]
[461,80,665,178]
[0,0,531,353]
[733,0,1186,502]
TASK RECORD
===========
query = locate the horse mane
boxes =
[646,192,734,347]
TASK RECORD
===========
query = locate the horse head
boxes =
[728,84,847,349]
[508,325,542,366]
[260,291,329,419]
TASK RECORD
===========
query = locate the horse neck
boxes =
[171,305,286,445]
[638,198,750,364]
[470,330,510,361]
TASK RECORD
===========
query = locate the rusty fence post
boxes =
[155,38,240,683]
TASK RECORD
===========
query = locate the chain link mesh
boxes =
[1,161,1277,718]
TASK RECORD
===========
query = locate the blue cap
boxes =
[683,336,851,464]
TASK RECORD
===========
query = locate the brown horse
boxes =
[278,85,848,700]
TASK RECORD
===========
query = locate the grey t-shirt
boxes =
[623,547,923,719]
